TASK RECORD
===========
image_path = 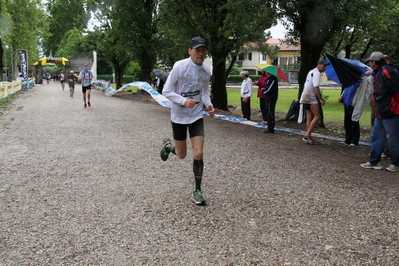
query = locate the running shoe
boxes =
[360,162,383,170]
[348,144,357,148]
[386,164,399,172]
[88,102,91,107]
[84,104,87,108]
[193,190,205,205]
[305,136,319,145]
[302,136,310,142]
[160,138,171,161]
[338,141,349,147]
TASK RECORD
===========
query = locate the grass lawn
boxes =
[226,87,372,127]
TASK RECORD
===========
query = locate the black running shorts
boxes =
[82,85,91,93]
[303,103,311,110]
[172,118,204,141]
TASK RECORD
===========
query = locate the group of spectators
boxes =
[240,52,399,172]
[240,69,278,133]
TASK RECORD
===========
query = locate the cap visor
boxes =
[191,44,208,49]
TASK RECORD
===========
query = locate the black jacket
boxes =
[372,63,399,119]
[262,74,278,101]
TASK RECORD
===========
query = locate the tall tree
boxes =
[160,0,276,110]
[43,0,90,56]
[323,0,393,60]
[6,0,48,80]
[271,0,374,96]
[0,0,12,81]
[110,0,159,83]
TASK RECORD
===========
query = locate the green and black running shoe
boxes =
[193,190,206,205]
[160,138,171,161]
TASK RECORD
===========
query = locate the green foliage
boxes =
[109,0,159,83]
[125,61,141,77]
[43,0,89,56]
[159,0,277,110]
[42,64,58,75]
[2,0,48,81]
[227,64,242,75]
[55,28,83,58]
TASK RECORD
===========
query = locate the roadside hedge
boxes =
[96,74,260,84]
[97,75,138,84]
[226,75,260,83]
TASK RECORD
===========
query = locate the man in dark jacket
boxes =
[361,51,399,171]
[262,72,278,133]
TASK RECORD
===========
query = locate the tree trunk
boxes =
[114,65,124,89]
[211,59,228,111]
[0,44,3,82]
[297,38,325,98]
[140,57,154,84]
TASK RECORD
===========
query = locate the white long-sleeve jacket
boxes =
[162,58,212,124]
[240,77,253,98]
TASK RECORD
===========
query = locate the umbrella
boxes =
[153,69,168,82]
[325,54,364,88]
[254,64,289,82]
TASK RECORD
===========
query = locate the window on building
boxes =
[280,57,288,65]
[248,53,252,61]
[262,54,267,61]
[238,53,244,60]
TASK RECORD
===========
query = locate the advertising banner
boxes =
[7,82,13,94]
[18,50,29,80]
[0,83,6,99]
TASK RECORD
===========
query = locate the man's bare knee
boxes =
[193,150,203,160]
[176,152,186,159]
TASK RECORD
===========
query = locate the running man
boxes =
[160,36,215,205]
[67,70,77,98]
[78,64,93,108]
[60,71,66,91]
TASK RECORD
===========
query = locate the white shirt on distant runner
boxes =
[300,68,320,104]
[162,57,212,124]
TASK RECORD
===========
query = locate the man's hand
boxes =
[184,99,197,108]
[320,99,325,105]
[207,105,215,118]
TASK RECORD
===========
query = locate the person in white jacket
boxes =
[160,37,215,205]
[240,71,253,120]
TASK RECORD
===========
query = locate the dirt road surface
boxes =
[0,83,398,265]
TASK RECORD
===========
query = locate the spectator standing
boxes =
[67,71,77,98]
[299,59,330,144]
[361,51,399,171]
[254,70,268,124]
[156,77,165,95]
[262,72,278,133]
[240,71,252,120]
[160,37,215,205]
[78,64,93,108]
[338,81,361,148]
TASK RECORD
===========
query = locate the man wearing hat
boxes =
[160,37,215,205]
[67,70,77,98]
[361,51,399,171]
[78,63,93,108]
[299,59,330,145]
[240,70,253,120]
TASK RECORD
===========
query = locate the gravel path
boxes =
[0,83,398,265]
